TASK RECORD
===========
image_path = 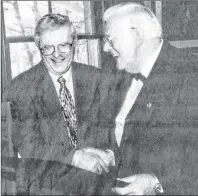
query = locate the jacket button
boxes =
[124,137,128,140]
[146,102,152,108]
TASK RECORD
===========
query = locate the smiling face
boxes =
[103,17,140,71]
[39,25,74,75]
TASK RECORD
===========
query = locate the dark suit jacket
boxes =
[3,61,112,195]
[99,43,198,194]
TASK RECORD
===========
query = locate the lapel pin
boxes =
[146,102,152,108]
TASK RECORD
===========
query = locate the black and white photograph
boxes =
[1,0,198,195]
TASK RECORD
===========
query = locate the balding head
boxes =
[103,2,163,73]
[103,2,162,40]
[34,13,76,47]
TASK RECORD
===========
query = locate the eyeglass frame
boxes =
[103,27,137,48]
[40,42,74,56]
[103,36,116,48]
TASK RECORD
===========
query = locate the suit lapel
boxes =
[35,62,68,145]
[71,62,81,125]
[71,62,98,125]
[125,57,165,122]
[114,70,134,117]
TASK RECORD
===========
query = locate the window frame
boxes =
[2,0,103,85]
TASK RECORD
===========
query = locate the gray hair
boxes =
[34,13,77,47]
[103,2,162,40]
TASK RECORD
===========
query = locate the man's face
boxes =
[103,17,140,71]
[39,26,74,75]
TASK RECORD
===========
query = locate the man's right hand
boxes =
[71,148,109,174]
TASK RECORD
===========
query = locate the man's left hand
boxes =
[112,173,164,195]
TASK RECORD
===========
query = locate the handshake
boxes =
[71,147,115,174]
[71,147,164,195]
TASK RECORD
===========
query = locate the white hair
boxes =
[103,2,162,40]
[34,14,77,47]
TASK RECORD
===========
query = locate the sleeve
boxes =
[95,70,120,165]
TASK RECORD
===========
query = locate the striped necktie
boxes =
[57,76,77,148]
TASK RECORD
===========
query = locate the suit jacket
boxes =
[3,61,111,195]
[99,43,198,194]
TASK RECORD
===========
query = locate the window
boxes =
[2,1,101,79]
[10,42,41,78]
[51,1,85,34]
[4,1,49,36]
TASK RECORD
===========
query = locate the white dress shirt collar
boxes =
[48,67,75,104]
[48,67,72,84]
[141,41,163,78]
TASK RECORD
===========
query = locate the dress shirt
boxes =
[115,42,163,146]
[49,67,75,105]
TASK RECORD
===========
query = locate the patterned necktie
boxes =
[57,76,77,148]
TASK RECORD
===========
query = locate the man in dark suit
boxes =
[3,13,112,195]
[100,2,198,195]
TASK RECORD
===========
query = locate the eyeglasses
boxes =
[103,36,116,48]
[40,42,73,56]
[103,27,137,47]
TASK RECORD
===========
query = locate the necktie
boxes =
[116,70,147,87]
[57,76,77,148]
[133,73,147,83]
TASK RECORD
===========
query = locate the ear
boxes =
[34,35,40,48]
[131,27,144,46]
[72,34,78,45]
[155,183,164,193]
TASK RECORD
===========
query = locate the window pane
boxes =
[74,39,100,67]
[4,1,48,36]
[74,39,88,65]
[87,39,100,68]
[51,1,85,34]
[10,43,41,78]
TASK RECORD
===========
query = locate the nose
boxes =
[103,41,112,53]
[53,47,61,58]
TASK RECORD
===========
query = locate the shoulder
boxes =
[3,61,43,102]
[71,62,102,85]
[72,61,101,75]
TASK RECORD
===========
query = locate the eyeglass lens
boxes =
[41,43,73,56]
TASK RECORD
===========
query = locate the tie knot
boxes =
[57,76,66,84]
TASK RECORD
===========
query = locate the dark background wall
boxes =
[163,1,198,40]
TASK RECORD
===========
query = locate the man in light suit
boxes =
[3,13,113,195]
[100,2,198,195]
